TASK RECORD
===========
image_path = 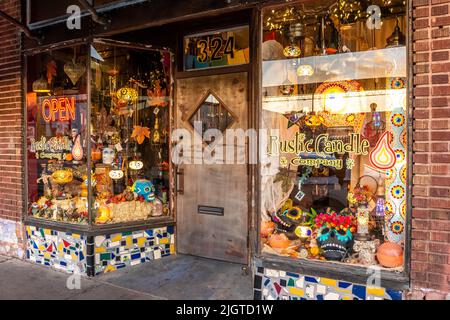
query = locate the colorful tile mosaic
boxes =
[254,267,403,300]
[94,226,175,274]
[26,226,87,274]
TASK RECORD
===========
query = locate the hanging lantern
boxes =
[386,21,406,48]
[129,160,144,171]
[304,111,323,129]
[116,87,138,106]
[109,170,124,180]
[32,76,51,93]
[297,64,314,77]
[283,44,302,58]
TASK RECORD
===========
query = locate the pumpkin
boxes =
[96,206,111,224]
[268,233,291,249]
[261,220,275,237]
[91,148,102,161]
[376,242,404,268]
[52,170,73,184]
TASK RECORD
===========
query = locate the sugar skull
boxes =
[132,179,156,202]
[102,148,115,165]
[272,205,306,240]
[316,226,354,261]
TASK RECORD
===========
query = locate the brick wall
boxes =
[0,0,23,222]
[412,0,450,298]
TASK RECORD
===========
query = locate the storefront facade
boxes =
[0,0,449,299]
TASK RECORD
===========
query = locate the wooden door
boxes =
[175,72,248,264]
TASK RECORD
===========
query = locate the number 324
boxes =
[197,36,235,63]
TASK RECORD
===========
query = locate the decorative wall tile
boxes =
[254,267,403,300]
[26,226,86,274]
[94,226,175,274]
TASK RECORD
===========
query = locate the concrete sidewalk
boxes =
[0,255,253,300]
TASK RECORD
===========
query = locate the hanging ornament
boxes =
[297,64,314,77]
[369,131,396,170]
[363,103,386,147]
[71,129,83,161]
[129,160,144,171]
[64,61,86,86]
[283,44,302,58]
[116,87,138,106]
[152,117,161,145]
[283,111,305,129]
[131,125,151,145]
[303,111,324,130]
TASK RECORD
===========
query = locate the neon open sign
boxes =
[41,96,76,122]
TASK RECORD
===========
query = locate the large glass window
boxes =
[26,41,172,226]
[27,45,89,224]
[260,0,408,270]
[90,42,171,224]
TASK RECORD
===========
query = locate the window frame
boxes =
[254,0,413,290]
[22,37,176,234]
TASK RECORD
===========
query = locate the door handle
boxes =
[176,168,184,195]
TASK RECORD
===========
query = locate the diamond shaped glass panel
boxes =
[189,92,235,142]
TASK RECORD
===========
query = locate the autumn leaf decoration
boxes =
[131,125,151,145]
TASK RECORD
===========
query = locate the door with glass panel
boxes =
[175,72,249,264]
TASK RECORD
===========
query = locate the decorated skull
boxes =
[316,226,354,261]
[314,210,356,261]
[132,179,156,202]
[272,201,309,240]
[102,147,115,165]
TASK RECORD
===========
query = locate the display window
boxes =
[260,0,408,271]
[26,44,90,224]
[90,42,171,224]
[26,40,172,226]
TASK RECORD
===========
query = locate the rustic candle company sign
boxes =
[30,136,73,160]
[41,96,77,123]
[268,133,371,170]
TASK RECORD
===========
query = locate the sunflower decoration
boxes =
[131,125,151,145]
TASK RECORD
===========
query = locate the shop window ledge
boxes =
[24,216,175,236]
[255,253,409,291]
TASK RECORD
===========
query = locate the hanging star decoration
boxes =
[283,111,305,129]
[131,125,151,145]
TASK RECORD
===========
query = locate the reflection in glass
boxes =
[189,93,235,141]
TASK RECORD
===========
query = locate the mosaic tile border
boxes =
[254,267,403,300]
[26,226,87,274]
[94,226,175,274]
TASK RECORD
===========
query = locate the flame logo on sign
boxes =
[369,131,396,170]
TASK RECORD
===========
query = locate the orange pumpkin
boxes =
[91,149,102,161]
[376,242,404,268]
[261,221,275,237]
[65,153,73,161]
[268,233,291,249]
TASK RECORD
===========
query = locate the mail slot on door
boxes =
[197,205,224,216]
